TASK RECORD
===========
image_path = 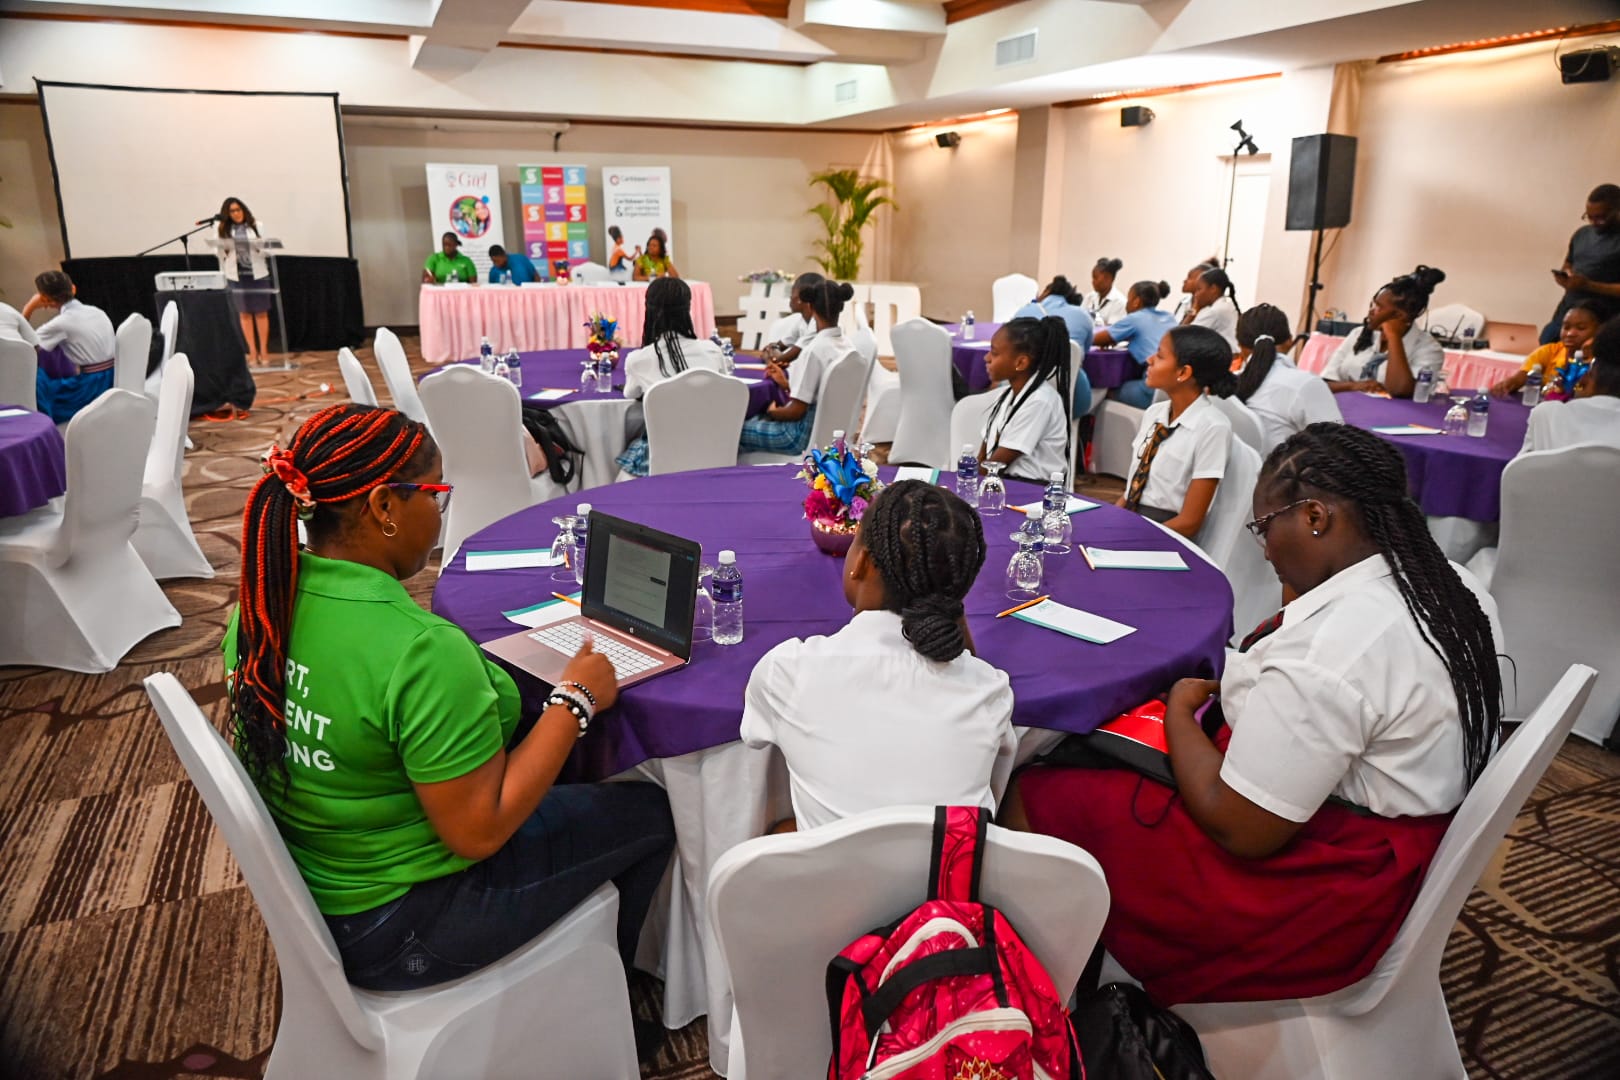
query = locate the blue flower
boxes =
[809,447,868,508]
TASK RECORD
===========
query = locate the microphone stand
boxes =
[136,219,218,268]
[1220,123,1259,269]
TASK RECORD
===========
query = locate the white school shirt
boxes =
[621,337,727,401]
[0,302,38,346]
[788,325,845,405]
[768,313,815,349]
[1240,355,1344,454]
[1083,287,1127,326]
[35,299,116,368]
[740,610,1018,831]
[1125,395,1232,515]
[1519,395,1620,455]
[980,380,1069,483]
[1190,296,1240,353]
[1320,325,1444,386]
[1220,555,1502,822]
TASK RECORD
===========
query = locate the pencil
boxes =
[995,594,1049,618]
[552,592,582,606]
[1080,546,1096,571]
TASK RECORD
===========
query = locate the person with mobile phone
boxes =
[1542,183,1620,344]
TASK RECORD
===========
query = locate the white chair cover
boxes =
[644,368,749,475]
[1423,303,1487,342]
[738,348,867,466]
[142,673,639,1080]
[1176,665,1597,1080]
[887,319,956,470]
[0,336,38,412]
[114,312,152,395]
[571,261,612,284]
[1091,399,1145,479]
[1210,394,1266,455]
[708,805,1110,1080]
[374,327,428,425]
[133,353,213,580]
[337,348,380,408]
[992,273,1038,322]
[1197,438,1274,642]
[145,299,180,399]
[1491,443,1620,744]
[949,392,999,458]
[0,389,178,672]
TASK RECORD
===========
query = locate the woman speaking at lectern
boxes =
[216,196,274,367]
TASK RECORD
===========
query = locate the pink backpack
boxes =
[826,806,1084,1080]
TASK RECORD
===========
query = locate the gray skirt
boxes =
[229,275,273,314]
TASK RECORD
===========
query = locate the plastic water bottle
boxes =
[1521,367,1541,408]
[1021,506,1046,561]
[493,355,510,384]
[1041,471,1073,555]
[1467,391,1489,438]
[479,335,495,373]
[962,310,977,341]
[711,551,744,645]
[956,444,980,508]
[506,350,523,390]
[1413,368,1435,404]
[572,503,592,585]
[721,336,736,375]
[832,429,847,457]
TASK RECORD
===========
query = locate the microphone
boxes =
[194,214,220,226]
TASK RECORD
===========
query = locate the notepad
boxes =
[502,593,582,628]
[893,466,940,484]
[1011,599,1136,644]
[0,408,28,419]
[1370,425,1442,436]
[466,548,563,572]
[1081,547,1188,571]
[528,388,573,402]
[733,362,768,371]
[1009,495,1098,515]
[1359,389,1392,398]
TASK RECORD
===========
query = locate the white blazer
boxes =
[216,222,272,281]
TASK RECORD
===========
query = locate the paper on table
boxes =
[733,361,768,371]
[1359,390,1392,399]
[528,388,573,401]
[466,548,563,571]
[1082,547,1189,571]
[1370,425,1442,436]
[1009,495,1098,515]
[893,466,940,484]
[0,408,29,419]
[1011,599,1136,644]
[502,593,581,628]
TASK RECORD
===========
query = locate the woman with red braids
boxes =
[222,403,675,1004]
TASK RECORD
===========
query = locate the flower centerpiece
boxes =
[583,312,620,374]
[738,268,793,285]
[798,443,882,556]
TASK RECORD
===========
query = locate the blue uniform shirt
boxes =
[1105,307,1179,368]
[488,252,540,285]
[1014,295,1095,348]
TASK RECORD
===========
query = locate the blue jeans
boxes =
[324,781,675,991]
[1113,378,1155,409]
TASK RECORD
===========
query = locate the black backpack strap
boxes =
[825,954,868,1065]
[928,805,989,902]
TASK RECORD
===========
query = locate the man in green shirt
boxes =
[422,231,477,284]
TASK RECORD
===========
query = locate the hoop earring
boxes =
[382,520,398,538]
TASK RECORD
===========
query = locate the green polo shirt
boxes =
[424,250,477,283]
[222,553,521,915]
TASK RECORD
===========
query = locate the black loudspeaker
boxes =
[1561,48,1616,84]
[1286,133,1357,232]
[1120,106,1155,127]
[935,131,962,149]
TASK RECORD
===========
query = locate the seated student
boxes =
[1521,315,1620,454]
[1493,302,1601,399]
[24,270,116,424]
[1179,266,1242,353]
[1172,256,1220,321]
[977,316,1072,484]
[224,403,675,1005]
[1116,325,1234,538]
[633,234,680,281]
[1083,257,1128,325]
[1233,303,1343,454]
[607,226,638,277]
[615,278,729,477]
[1005,422,1502,1007]
[486,244,539,285]
[740,279,853,456]
[421,232,477,284]
[1014,275,1094,416]
[1321,265,1447,397]
[743,480,1015,830]
[1097,280,1179,409]
[761,272,824,366]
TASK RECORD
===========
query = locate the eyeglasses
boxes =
[388,482,453,511]
[1244,499,1314,543]
[1583,211,1616,225]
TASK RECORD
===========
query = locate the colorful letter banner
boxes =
[519,164,590,280]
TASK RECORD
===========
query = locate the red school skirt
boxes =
[1017,758,1452,1006]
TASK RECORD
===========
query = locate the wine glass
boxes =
[978,461,1006,516]
[1005,536,1043,599]
[549,515,579,581]
[692,562,716,641]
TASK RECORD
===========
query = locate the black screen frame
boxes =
[581,511,700,659]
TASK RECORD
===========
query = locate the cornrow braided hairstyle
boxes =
[1234,303,1293,404]
[984,315,1073,481]
[232,404,435,785]
[860,480,988,663]
[1354,264,1446,352]
[1261,422,1501,785]
[641,276,696,378]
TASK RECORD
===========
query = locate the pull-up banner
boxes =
[425,162,502,278]
[602,166,673,259]
[519,164,590,279]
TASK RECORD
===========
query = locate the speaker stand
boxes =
[1303,227,1326,337]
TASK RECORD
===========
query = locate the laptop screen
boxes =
[581,511,700,659]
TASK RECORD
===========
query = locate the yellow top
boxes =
[1520,342,1575,379]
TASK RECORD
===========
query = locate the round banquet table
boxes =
[945,322,1136,392]
[0,406,67,517]
[432,465,1234,1073]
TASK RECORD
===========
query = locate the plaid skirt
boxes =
[738,407,815,455]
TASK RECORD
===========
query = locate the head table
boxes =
[0,406,67,517]
[945,322,1137,392]
[431,463,1233,1072]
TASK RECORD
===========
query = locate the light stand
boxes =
[1220,120,1260,269]
[1303,226,1327,337]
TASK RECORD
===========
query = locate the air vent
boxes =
[996,30,1037,68]
[835,79,858,104]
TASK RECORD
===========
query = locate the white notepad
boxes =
[1081,547,1188,571]
[466,548,563,572]
[0,408,29,419]
[733,362,768,371]
[502,593,582,628]
[528,388,573,402]
[1011,599,1136,644]
[1010,495,1098,515]
[893,466,940,484]
[1370,425,1442,436]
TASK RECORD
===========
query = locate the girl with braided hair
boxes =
[977,315,1073,483]
[223,403,673,995]
[741,480,1015,832]
[1233,303,1342,454]
[739,278,855,455]
[615,277,728,476]
[1007,420,1503,1006]
[1180,265,1241,352]
[1321,265,1446,397]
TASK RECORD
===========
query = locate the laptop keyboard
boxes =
[529,623,662,680]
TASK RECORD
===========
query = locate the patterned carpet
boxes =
[0,339,1616,1078]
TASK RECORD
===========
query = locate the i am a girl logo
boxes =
[450,194,492,238]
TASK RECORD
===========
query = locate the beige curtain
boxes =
[860,132,897,283]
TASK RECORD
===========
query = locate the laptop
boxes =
[481,511,700,689]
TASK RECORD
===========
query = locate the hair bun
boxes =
[1099,257,1124,274]
[835,281,856,301]
[1413,265,1446,289]
[1155,280,1171,300]
[899,594,967,663]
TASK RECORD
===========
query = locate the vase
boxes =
[810,518,857,557]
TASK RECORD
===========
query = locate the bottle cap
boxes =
[576,502,592,515]
[1050,470,1064,481]
[961,443,974,454]
[832,429,845,440]
[1026,506,1043,521]
[718,550,736,565]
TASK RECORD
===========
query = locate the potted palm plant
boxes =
[808,169,896,281]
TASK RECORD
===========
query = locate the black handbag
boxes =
[1071,983,1215,1080]
[519,405,584,487]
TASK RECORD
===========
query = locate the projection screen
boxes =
[37,81,352,260]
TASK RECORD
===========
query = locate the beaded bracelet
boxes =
[559,679,598,710]
[544,688,593,738]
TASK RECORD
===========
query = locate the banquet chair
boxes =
[1091,400,1145,478]
[571,261,612,284]
[707,806,1109,1080]
[114,311,153,395]
[374,327,429,425]
[337,348,380,407]
[1210,394,1265,454]
[1193,438,1272,642]
[886,319,955,469]
[739,347,866,466]
[992,273,1038,323]
[141,673,639,1080]
[145,299,180,399]
[133,353,213,580]
[1489,443,1620,745]
[0,336,38,412]
[1423,303,1486,343]
[0,389,178,672]
[949,391,999,458]
[645,368,749,475]
[1175,664,1597,1080]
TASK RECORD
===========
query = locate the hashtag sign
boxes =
[736,282,794,351]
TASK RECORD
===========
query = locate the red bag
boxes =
[826,806,1083,1080]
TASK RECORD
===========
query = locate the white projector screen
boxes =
[38,82,351,260]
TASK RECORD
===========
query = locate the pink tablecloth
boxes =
[418,282,717,365]
[1298,333,1523,390]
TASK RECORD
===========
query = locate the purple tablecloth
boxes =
[1336,392,1530,522]
[432,466,1234,780]
[429,350,780,416]
[0,406,67,517]
[945,324,1134,392]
